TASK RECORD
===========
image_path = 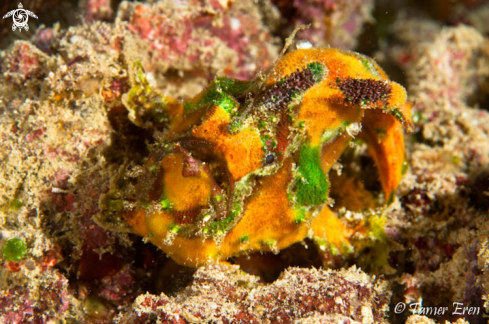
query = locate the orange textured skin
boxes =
[191,106,264,180]
[132,160,310,265]
[360,109,408,201]
[161,153,213,211]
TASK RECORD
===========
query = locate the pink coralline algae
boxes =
[81,0,114,23]
[1,41,47,85]
[272,0,374,49]
[98,265,135,302]
[0,273,70,324]
[119,1,278,80]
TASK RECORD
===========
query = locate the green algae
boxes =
[2,238,27,262]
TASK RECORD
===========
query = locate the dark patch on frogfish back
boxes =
[260,62,325,111]
[182,155,201,177]
[274,111,291,162]
[172,208,202,225]
[337,78,391,105]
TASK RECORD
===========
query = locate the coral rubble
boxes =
[116,264,389,324]
[385,18,489,324]
[0,0,488,323]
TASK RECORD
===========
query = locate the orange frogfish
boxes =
[107,48,413,267]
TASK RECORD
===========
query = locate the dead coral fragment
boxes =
[113,48,413,266]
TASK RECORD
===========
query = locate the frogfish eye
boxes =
[265,154,275,164]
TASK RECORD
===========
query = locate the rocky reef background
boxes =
[0,0,488,323]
